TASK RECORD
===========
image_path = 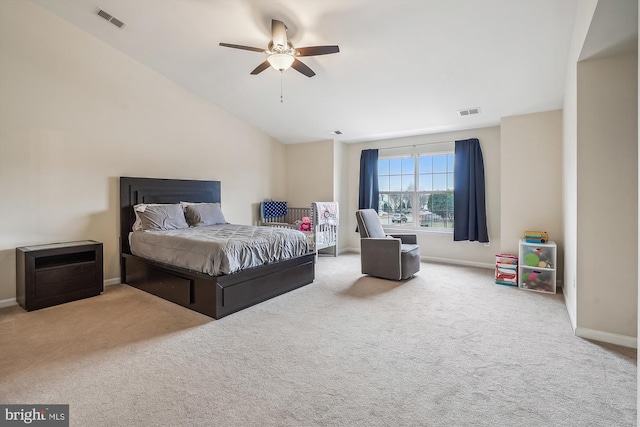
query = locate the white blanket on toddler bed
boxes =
[314,202,339,226]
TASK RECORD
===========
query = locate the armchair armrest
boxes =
[360,237,402,280]
[388,234,417,245]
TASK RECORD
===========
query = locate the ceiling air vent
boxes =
[97,8,126,29]
[458,107,481,117]
[329,130,343,136]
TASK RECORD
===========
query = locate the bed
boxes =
[120,177,316,319]
[259,201,339,256]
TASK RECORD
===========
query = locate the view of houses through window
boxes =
[378,153,454,230]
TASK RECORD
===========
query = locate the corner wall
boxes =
[500,110,564,277]
[563,0,638,347]
[576,51,638,341]
[284,140,334,207]
[562,0,599,331]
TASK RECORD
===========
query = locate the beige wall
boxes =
[284,140,334,207]
[0,1,285,300]
[500,110,563,277]
[577,51,638,338]
[333,140,350,252]
[563,0,599,331]
[563,0,638,347]
[344,127,501,267]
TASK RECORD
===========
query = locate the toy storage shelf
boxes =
[518,239,556,294]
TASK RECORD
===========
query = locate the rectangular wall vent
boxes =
[458,107,481,117]
[97,8,126,29]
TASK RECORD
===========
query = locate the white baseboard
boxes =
[575,326,637,349]
[0,298,17,308]
[421,256,494,270]
[104,277,121,286]
[562,288,577,331]
[562,288,635,348]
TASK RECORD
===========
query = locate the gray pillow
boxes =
[134,203,189,231]
[183,202,227,227]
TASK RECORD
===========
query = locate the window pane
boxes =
[389,175,402,191]
[419,192,454,229]
[383,193,414,227]
[447,154,455,171]
[447,173,454,191]
[433,155,447,173]
[379,176,389,191]
[378,194,392,225]
[389,158,402,175]
[378,159,389,175]
[419,194,431,211]
[433,173,447,191]
[402,174,414,191]
[419,174,432,191]
[401,157,414,174]
[419,156,432,173]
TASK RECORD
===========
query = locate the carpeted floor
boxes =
[0,253,636,426]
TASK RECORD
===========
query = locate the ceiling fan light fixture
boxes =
[267,53,294,71]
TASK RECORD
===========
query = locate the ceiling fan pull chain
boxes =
[280,71,284,103]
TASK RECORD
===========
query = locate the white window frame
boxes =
[378,151,454,232]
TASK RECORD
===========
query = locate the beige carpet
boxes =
[0,253,636,426]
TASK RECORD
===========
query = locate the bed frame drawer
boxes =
[124,255,196,308]
[217,254,315,316]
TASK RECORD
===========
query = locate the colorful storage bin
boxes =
[495,254,518,286]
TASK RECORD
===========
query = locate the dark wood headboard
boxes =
[119,177,221,255]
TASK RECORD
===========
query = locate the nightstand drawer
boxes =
[35,261,96,285]
[35,276,97,300]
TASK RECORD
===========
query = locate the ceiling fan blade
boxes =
[219,43,265,53]
[291,58,316,78]
[295,45,340,57]
[271,19,288,49]
[250,60,271,75]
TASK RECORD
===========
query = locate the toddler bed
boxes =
[259,201,339,256]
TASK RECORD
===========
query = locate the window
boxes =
[378,153,454,230]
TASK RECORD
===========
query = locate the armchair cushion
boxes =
[355,209,386,238]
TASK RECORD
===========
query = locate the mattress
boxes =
[129,224,309,275]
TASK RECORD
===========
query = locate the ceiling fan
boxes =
[220,19,340,78]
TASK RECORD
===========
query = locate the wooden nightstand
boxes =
[16,240,104,311]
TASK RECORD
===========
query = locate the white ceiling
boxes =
[31,0,581,144]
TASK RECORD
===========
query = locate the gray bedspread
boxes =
[129,224,309,275]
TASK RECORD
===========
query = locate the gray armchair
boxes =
[355,209,421,280]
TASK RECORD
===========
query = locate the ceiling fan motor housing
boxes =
[220,19,339,77]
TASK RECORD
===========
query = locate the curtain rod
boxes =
[378,140,454,151]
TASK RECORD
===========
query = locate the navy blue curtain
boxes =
[357,149,379,231]
[454,138,489,243]
[358,149,379,211]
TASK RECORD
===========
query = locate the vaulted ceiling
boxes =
[32,0,580,144]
